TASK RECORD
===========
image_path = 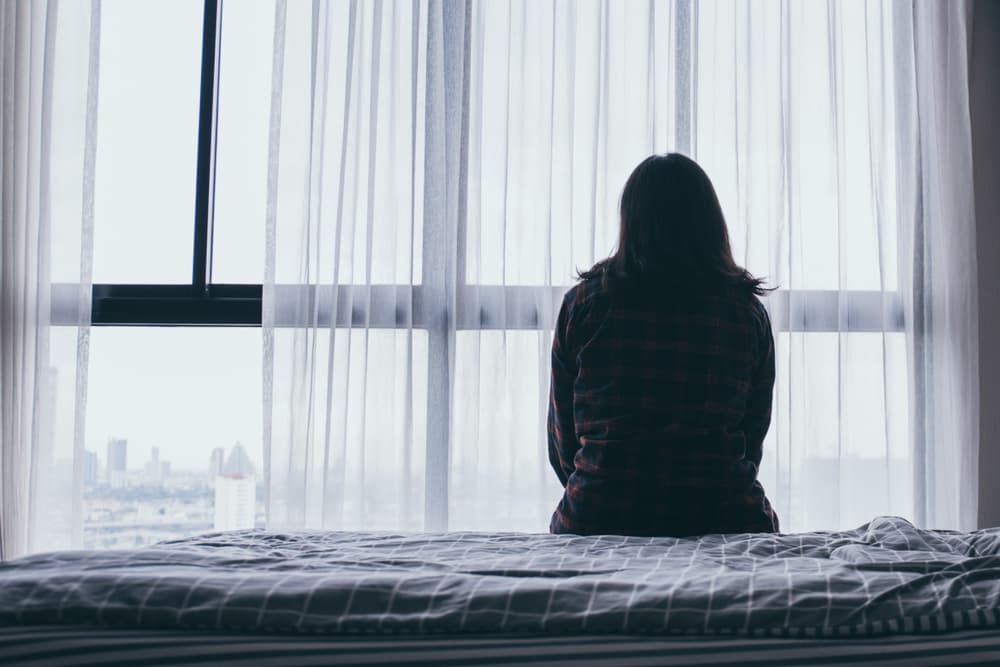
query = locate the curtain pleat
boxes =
[1,0,97,558]
[903,0,979,530]
[68,0,101,553]
[267,0,432,530]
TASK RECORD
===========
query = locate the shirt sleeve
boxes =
[547,294,579,487]
[743,305,776,468]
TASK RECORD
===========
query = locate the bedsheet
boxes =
[2,516,999,637]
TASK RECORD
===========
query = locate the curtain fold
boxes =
[0,0,53,560]
[265,0,432,529]
[896,0,979,530]
[263,0,977,533]
[0,0,97,559]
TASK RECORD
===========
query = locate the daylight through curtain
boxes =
[262,0,977,533]
[0,0,98,559]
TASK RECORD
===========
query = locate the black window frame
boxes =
[85,0,261,328]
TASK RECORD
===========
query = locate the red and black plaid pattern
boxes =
[547,277,779,536]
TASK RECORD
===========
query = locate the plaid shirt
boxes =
[547,276,779,536]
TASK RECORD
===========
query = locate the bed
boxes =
[2,515,999,665]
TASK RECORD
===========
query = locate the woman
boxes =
[547,153,779,537]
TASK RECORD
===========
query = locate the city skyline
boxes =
[48,327,265,475]
[85,438,259,477]
[82,439,264,549]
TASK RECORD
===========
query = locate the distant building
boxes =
[144,447,171,485]
[82,450,98,486]
[145,447,160,483]
[213,443,257,531]
[107,438,127,489]
[223,442,254,477]
[208,447,225,479]
[214,475,255,531]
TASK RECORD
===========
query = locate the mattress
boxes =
[3,516,1000,638]
[3,625,1000,666]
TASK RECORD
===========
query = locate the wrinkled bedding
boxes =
[2,516,999,637]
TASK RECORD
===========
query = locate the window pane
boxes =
[219,1,425,285]
[451,331,563,531]
[92,0,203,284]
[211,0,275,284]
[465,1,623,287]
[82,328,263,549]
[268,328,428,529]
[760,332,912,532]
[695,0,898,291]
[29,327,84,553]
[465,1,898,291]
[49,2,92,284]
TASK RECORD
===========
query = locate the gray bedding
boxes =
[1,516,999,637]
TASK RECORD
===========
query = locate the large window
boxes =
[49,0,909,543]
[50,0,264,548]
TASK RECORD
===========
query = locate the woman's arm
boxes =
[743,307,776,468]
[547,297,579,486]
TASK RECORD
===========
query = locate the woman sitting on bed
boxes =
[547,153,779,537]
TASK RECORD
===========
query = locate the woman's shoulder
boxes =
[744,292,772,326]
[712,285,771,320]
[558,275,613,331]
[564,273,609,307]
[724,291,773,343]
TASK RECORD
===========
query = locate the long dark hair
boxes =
[579,153,772,296]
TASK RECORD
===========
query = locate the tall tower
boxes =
[213,475,256,531]
[213,442,256,531]
[223,442,254,477]
[208,447,225,478]
[83,450,98,486]
[145,446,166,484]
[106,437,127,488]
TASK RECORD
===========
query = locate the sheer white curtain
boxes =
[0,0,98,559]
[896,0,978,530]
[263,0,978,533]
[264,0,432,529]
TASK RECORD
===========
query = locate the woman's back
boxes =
[547,275,779,536]
[547,152,779,537]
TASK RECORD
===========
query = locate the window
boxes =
[80,328,263,549]
[50,0,264,547]
[50,0,909,541]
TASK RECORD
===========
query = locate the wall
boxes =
[971,0,1000,528]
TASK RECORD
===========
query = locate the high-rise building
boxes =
[213,474,255,531]
[223,442,254,477]
[208,447,225,479]
[145,447,160,483]
[213,443,257,531]
[106,438,127,488]
[82,450,98,486]
[144,447,170,485]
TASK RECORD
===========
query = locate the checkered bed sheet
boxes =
[2,516,999,637]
